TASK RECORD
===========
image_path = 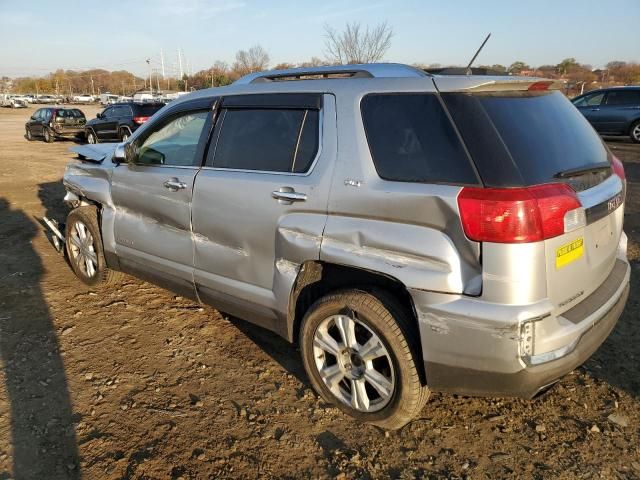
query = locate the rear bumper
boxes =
[411,258,630,398]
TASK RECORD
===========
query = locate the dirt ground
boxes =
[0,104,639,480]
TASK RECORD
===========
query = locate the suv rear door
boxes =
[190,93,336,331]
[111,98,215,297]
[600,89,640,134]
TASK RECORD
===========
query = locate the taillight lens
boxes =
[458,183,581,243]
[611,155,625,181]
[133,116,149,124]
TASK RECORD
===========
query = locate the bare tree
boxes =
[324,22,393,64]
[233,45,270,76]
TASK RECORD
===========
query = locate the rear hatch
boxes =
[439,83,625,313]
[54,109,86,130]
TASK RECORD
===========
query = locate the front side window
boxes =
[136,110,208,167]
[209,107,319,173]
[102,107,113,118]
[361,94,477,184]
[574,92,605,107]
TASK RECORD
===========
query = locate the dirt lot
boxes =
[0,104,639,480]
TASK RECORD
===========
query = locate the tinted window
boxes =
[443,91,609,187]
[136,111,208,166]
[210,108,319,173]
[605,90,640,106]
[113,106,129,117]
[134,104,164,116]
[102,108,113,118]
[361,94,477,184]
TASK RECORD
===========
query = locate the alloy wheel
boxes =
[633,123,640,142]
[313,313,395,413]
[68,221,98,278]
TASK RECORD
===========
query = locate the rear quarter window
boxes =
[361,94,478,185]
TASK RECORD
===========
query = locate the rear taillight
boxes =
[133,116,149,124]
[457,183,582,243]
[611,155,625,181]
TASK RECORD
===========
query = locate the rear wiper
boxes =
[553,162,611,179]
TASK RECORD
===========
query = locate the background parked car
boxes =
[25,107,86,142]
[1,95,27,108]
[84,102,164,143]
[35,94,61,104]
[72,94,95,103]
[572,86,640,143]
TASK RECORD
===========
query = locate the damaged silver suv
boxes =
[57,64,630,429]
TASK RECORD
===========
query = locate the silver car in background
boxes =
[57,64,630,429]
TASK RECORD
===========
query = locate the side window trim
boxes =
[203,99,323,177]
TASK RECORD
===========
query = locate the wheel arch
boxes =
[288,260,426,384]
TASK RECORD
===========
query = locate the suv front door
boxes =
[574,91,606,132]
[111,98,215,296]
[190,94,336,332]
[95,107,117,140]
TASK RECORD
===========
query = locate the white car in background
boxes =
[72,94,95,103]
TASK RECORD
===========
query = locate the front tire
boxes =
[65,206,123,286]
[86,130,98,144]
[630,120,640,144]
[25,128,33,141]
[300,290,429,430]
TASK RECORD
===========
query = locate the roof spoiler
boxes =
[434,76,565,93]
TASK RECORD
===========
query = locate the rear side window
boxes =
[606,90,640,106]
[209,108,319,173]
[443,91,609,187]
[361,94,477,184]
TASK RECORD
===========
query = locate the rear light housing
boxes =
[133,116,149,124]
[457,183,582,243]
[611,155,625,181]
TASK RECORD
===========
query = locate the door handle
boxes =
[590,108,600,111]
[163,177,187,191]
[271,187,307,204]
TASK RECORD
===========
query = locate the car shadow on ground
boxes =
[0,197,80,479]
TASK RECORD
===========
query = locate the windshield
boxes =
[442,91,610,188]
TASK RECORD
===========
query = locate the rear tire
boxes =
[65,206,124,286]
[630,120,640,144]
[43,127,54,143]
[300,289,429,430]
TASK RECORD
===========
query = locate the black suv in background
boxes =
[25,107,86,142]
[84,102,165,143]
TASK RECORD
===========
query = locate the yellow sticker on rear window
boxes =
[556,238,584,269]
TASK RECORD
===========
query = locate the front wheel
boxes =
[65,206,123,286]
[86,130,98,144]
[300,290,429,430]
[630,120,640,144]
[25,128,33,141]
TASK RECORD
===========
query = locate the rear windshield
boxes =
[441,91,610,187]
[55,109,85,119]
[133,104,164,116]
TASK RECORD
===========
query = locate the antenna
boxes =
[465,33,491,75]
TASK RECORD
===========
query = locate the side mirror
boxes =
[96,112,103,119]
[30,116,36,120]
[112,143,127,164]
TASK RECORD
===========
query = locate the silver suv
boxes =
[58,64,630,429]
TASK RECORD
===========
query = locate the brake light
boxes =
[457,183,582,243]
[133,116,149,124]
[611,155,625,181]
[527,81,552,91]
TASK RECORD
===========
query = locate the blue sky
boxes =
[1,0,639,77]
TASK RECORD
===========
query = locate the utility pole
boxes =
[146,58,151,93]
[160,48,165,79]
[156,69,160,92]
[178,49,184,79]
[90,74,95,96]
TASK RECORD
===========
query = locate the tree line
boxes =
[4,22,640,96]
